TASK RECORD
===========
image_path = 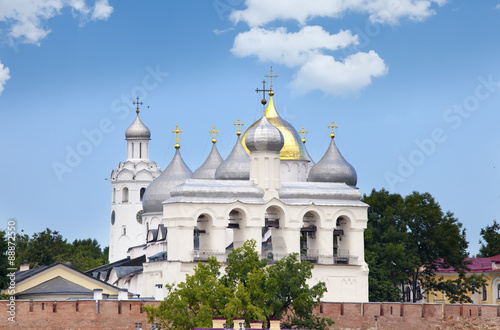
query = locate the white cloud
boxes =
[496,4,500,10]
[0,61,11,95]
[0,0,114,45]
[231,0,447,27]
[213,27,235,35]
[92,0,113,20]
[231,26,387,96]
[290,52,388,96]
[232,26,359,67]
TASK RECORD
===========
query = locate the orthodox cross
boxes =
[255,79,271,112]
[209,126,220,144]
[328,121,338,138]
[298,126,309,144]
[133,96,143,114]
[172,124,183,149]
[265,66,278,90]
[233,119,244,136]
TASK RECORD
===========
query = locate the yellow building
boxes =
[425,255,500,305]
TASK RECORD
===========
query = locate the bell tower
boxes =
[109,98,161,262]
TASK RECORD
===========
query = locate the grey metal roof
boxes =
[142,149,193,213]
[168,179,264,203]
[125,114,151,140]
[192,143,223,179]
[17,276,93,296]
[307,137,357,186]
[214,135,250,180]
[113,266,143,278]
[279,182,366,207]
[245,115,284,153]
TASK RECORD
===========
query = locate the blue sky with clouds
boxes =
[1,0,500,255]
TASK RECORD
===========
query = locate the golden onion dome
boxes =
[242,94,307,160]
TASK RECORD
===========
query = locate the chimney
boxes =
[154,284,164,301]
[269,319,280,330]
[20,263,30,272]
[212,318,226,328]
[93,289,103,300]
[118,288,128,300]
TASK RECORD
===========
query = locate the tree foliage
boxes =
[0,231,9,290]
[477,220,500,257]
[363,189,483,303]
[144,240,333,330]
[14,228,108,272]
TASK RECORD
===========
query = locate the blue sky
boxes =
[1,0,500,255]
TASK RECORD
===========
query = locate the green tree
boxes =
[0,231,9,290]
[362,189,407,302]
[363,189,483,303]
[14,229,107,272]
[144,240,333,329]
[68,238,108,271]
[15,228,71,268]
[477,220,500,257]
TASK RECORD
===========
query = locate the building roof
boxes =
[18,276,93,297]
[14,262,125,299]
[437,254,500,273]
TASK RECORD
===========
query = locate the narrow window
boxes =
[123,226,126,235]
[132,143,134,158]
[497,284,500,299]
[140,187,146,201]
[112,187,116,204]
[482,285,487,301]
[122,187,129,203]
[139,143,142,158]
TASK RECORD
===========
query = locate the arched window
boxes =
[140,187,146,201]
[122,187,129,203]
[482,285,487,301]
[497,283,500,300]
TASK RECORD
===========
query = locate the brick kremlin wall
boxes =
[1,300,500,329]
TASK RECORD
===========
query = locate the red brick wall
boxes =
[1,300,499,330]
[1,300,160,330]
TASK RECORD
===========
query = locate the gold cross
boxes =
[265,66,278,90]
[209,126,219,144]
[233,119,244,136]
[328,121,338,138]
[172,124,183,149]
[298,126,308,144]
[133,96,143,114]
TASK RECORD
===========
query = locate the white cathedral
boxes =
[96,78,369,302]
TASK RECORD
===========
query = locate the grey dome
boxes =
[308,138,357,186]
[245,115,284,153]
[126,114,151,140]
[142,150,192,213]
[192,143,223,179]
[214,136,250,180]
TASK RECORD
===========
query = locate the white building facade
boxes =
[107,87,369,302]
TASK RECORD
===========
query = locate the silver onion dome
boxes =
[245,115,284,153]
[192,143,223,179]
[142,149,192,213]
[125,114,151,140]
[308,138,357,186]
[214,136,250,180]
